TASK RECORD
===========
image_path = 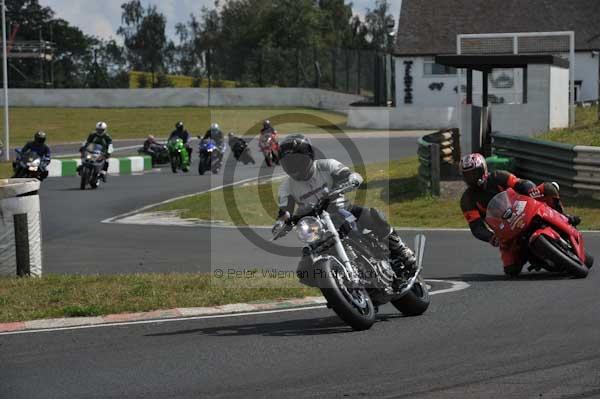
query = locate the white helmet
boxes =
[96,121,108,135]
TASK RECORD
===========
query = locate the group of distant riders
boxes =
[13,119,279,181]
[11,123,591,278]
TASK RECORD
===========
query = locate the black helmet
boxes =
[279,134,315,181]
[34,131,46,145]
[263,120,272,130]
[176,121,184,130]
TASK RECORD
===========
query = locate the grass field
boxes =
[0,273,319,323]
[157,157,600,230]
[1,107,348,147]
[539,105,599,146]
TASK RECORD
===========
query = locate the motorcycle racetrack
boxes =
[1,134,599,398]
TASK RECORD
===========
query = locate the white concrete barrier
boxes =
[347,106,458,130]
[0,179,42,277]
[2,88,365,110]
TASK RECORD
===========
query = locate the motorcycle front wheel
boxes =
[264,153,273,167]
[391,275,430,316]
[170,155,180,173]
[531,235,588,278]
[319,260,375,331]
[198,154,209,175]
[80,168,90,190]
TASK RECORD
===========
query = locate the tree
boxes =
[364,0,395,51]
[118,0,172,85]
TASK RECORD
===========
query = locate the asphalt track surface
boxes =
[2,134,599,398]
[41,135,417,274]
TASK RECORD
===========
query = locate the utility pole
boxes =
[2,0,9,161]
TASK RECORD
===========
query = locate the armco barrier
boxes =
[492,133,600,198]
[417,129,460,196]
[47,155,152,178]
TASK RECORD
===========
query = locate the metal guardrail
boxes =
[418,128,460,196]
[492,133,600,198]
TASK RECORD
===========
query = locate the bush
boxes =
[137,73,149,88]
[154,73,175,88]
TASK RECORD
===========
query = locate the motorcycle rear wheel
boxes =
[531,235,589,278]
[319,261,375,331]
[391,275,430,316]
[13,169,27,178]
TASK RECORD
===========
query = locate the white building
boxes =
[348,0,599,131]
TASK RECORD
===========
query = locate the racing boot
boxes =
[388,230,417,275]
[99,170,107,183]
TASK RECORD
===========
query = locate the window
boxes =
[423,57,456,76]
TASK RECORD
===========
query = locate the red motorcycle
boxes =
[486,188,593,278]
[259,131,280,167]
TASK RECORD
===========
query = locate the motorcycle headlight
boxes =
[86,154,93,160]
[31,159,41,167]
[296,217,324,243]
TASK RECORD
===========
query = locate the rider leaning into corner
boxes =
[273,134,417,273]
[15,131,52,180]
[81,122,113,182]
[459,153,581,277]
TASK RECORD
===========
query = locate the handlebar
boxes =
[271,180,359,241]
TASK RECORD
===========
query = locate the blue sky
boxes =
[39,0,402,43]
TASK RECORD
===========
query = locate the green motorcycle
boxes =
[167,138,190,173]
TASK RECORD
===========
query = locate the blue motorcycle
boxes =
[198,138,224,175]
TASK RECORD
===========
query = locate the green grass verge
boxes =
[539,105,600,146]
[157,157,600,230]
[0,162,11,178]
[0,273,319,323]
[1,107,348,147]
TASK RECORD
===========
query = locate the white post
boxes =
[1,0,9,161]
[569,32,575,127]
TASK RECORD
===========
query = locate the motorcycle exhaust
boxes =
[414,234,426,270]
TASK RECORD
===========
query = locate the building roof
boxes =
[395,0,600,55]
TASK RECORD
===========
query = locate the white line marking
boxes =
[427,279,471,295]
[0,280,469,336]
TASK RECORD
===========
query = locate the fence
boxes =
[492,133,600,198]
[417,129,461,196]
[8,46,386,103]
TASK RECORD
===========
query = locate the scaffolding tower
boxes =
[5,40,56,87]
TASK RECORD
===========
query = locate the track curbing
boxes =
[47,155,152,177]
[0,281,470,335]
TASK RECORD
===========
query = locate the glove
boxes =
[348,172,364,188]
[489,234,500,247]
[272,220,292,237]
